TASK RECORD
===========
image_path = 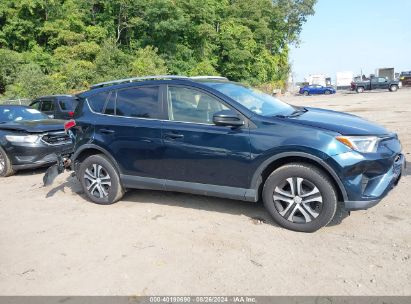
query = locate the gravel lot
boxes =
[0,89,410,295]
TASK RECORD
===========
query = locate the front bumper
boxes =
[4,141,73,171]
[342,153,405,211]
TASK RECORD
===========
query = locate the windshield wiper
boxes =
[275,107,308,118]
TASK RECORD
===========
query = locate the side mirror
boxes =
[213,110,244,127]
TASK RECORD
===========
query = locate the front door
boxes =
[377,77,389,89]
[161,85,252,189]
[370,78,379,90]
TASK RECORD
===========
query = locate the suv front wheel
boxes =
[78,154,124,204]
[262,163,337,232]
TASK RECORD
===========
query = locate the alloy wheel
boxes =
[273,177,323,224]
[83,164,112,198]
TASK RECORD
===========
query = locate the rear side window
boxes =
[87,91,110,113]
[116,86,160,119]
[59,98,78,111]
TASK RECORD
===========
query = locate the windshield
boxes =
[0,107,48,123]
[204,82,294,116]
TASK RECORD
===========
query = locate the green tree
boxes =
[5,63,58,99]
[93,39,132,82]
[131,46,167,76]
[0,0,317,97]
[0,49,23,94]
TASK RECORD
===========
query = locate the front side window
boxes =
[168,86,229,124]
[204,82,294,117]
[41,100,54,112]
[116,86,160,118]
[30,101,41,110]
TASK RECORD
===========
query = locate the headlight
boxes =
[5,134,41,143]
[336,136,380,153]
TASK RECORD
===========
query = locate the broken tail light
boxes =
[64,119,76,133]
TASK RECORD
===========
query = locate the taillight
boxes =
[68,111,74,118]
[64,119,76,132]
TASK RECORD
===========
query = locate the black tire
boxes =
[324,90,331,95]
[356,87,364,93]
[303,91,309,96]
[0,146,15,177]
[78,154,124,205]
[389,85,398,92]
[262,163,338,232]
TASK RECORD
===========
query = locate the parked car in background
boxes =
[299,85,336,96]
[30,95,78,120]
[50,75,405,232]
[400,71,411,87]
[0,105,73,177]
[351,77,400,93]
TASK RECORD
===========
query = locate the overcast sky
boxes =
[290,0,411,81]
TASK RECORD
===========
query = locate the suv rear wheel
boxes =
[262,163,337,232]
[78,154,124,204]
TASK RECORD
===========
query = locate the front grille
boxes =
[42,131,71,145]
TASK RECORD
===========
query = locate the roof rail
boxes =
[190,76,228,81]
[90,75,229,90]
[90,75,189,89]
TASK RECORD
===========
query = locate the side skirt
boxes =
[120,174,257,202]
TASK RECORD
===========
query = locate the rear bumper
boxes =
[343,154,405,211]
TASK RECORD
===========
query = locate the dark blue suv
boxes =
[65,76,405,232]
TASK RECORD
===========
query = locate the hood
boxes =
[284,107,389,135]
[0,119,66,133]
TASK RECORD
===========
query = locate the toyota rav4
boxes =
[61,75,405,232]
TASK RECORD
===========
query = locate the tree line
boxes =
[0,0,316,99]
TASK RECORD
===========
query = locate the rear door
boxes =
[90,85,165,180]
[161,85,251,189]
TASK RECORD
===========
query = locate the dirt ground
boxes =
[1,89,410,296]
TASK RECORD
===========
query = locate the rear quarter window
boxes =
[87,91,110,113]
